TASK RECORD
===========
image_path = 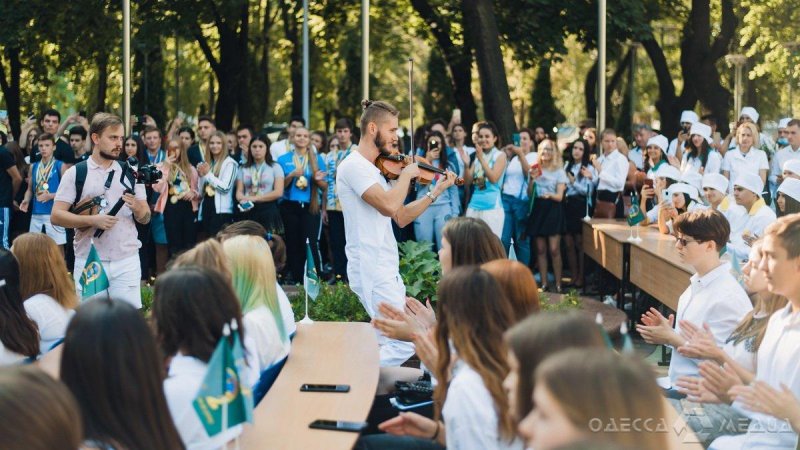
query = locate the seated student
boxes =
[504,312,604,426]
[656,182,705,235]
[681,122,722,176]
[784,159,800,180]
[702,173,747,239]
[60,298,184,450]
[153,267,257,448]
[363,267,523,450]
[482,259,541,319]
[776,178,800,217]
[11,233,76,354]
[216,220,294,336]
[674,241,787,445]
[518,349,669,450]
[222,235,290,370]
[643,134,670,180]
[172,238,231,279]
[639,163,681,226]
[0,249,40,364]
[729,172,777,266]
[0,366,82,450]
[709,215,800,449]
[636,209,752,395]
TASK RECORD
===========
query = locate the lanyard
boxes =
[292,151,309,175]
[36,158,55,191]
[250,162,265,195]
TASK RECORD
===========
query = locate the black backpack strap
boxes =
[73,161,88,208]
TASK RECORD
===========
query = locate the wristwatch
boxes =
[425,191,438,202]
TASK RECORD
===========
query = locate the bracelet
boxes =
[430,421,441,441]
[425,191,438,202]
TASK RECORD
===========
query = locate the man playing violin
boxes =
[336,99,457,366]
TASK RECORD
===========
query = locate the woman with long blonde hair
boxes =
[154,138,199,257]
[198,130,239,236]
[11,233,76,354]
[223,235,291,370]
[171,238,231,281]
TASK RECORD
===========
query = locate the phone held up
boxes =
[512,133,521,147]
[300,384,350,393]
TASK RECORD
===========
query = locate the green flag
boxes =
[80,244,110,299]
[626,194,645,226]
[193,325,252,437]
[230,320,254,422]
[621,322,635,355]
[304,239,319,300]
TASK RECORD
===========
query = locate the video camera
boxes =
[126,156,163,185]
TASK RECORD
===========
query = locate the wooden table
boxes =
[582,219,631,280]
[240,322,379,450]
[629,232,692,311]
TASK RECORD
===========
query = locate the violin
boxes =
[375,150,464,186]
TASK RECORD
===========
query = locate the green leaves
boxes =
[289,282,371,323]
[398,240,441,303]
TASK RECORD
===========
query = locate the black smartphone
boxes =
[309,419,367,433]
[79,110,86,118]
[428,139,439,151]
[300,384,350,393]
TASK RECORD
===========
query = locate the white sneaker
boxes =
[603,295,616,306]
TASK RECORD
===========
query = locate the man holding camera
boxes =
[52,113,150,308]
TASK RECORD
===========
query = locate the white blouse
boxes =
[24,293,74,355]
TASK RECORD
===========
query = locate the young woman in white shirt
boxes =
[518,349,668,450]
[500,128,537,265]
[153,266,255,449]
[464,122,508,238]
[563,139,596,289]
[450,124,475,211]
[721,122,769,193]
[11,232,76,355]
[222,235,290,370]
[0,250,39,365]
[681,122,722,176]
[61,297,184,450]
[372,267,522,450]
[197,130,239,236]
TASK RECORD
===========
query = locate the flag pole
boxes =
[583,185,591,221]
[299,287,313,324]
[299,238,314,324]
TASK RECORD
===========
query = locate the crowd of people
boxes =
[0,101,800,450]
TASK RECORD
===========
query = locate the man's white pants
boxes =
[353,275,415,367]
[73,254,142,308]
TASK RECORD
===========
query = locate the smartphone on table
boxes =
[300,384,350,393]
[309,419,367,433]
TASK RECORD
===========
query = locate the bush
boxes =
[398,240,441,302]
[541,289,583,312]
[288,281,370,323]
[140,283,154,315]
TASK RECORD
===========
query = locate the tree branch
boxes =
[193,24,221,73]
[710,0,737,59]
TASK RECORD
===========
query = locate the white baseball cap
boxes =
[733,171,764,196]
[740,106,760,123]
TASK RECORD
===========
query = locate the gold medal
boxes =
[169,186,176,195]
[42,183,49,191]
[205,184,216,197]
[296,175,308,189]
[170,195,179,204]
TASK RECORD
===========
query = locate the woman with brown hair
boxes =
[518,349,668,450]
[0,249,40,364]
[503,312,604,424]
[154,138,199,257]
[0,366,82,450]
[276,126,327,283]
[482,259,540,320]
[372,267,522,449]
[439,216,506,274]
[12,233,76,354]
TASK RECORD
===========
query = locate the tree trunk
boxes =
[0,47,22,140]
[409,0,478,134]
[280,0,302,118]
[95,51,109,113]
[529,59,565,131]
[461,0,516,143]
[584,60,597,121]
[235,1,252,126]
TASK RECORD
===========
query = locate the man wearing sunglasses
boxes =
[636,209,752,398]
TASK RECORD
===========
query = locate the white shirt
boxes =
[628,146,645,170]
[729,199,776,267]
[442,360,524,450]
[721,147,769,193]
[770,145,800,186]
[452,145,476,176]
[717,196,748,242]
[710,304,800,449]
[0,342,26,365]
[667,138,685,159]
[595,150,629,193]
[565,163,597,197]
[199,156,238,215]
[680,151,722,176]
[164,353,244,450]
[336,151,400,308]
[24,294,74,355]
[501,152,538,200]
[276,283,296,338]
[667,262,752,387]
[269,139,292,162]
[243,306,287,370]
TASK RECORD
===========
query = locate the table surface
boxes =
[239,321,379,450]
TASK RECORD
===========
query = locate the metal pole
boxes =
[302,0,310,125]
[361,0,369,100]
[174,34,180,116]
[734,64,742,118]
[597,0,606,131]
[123,0,131,134]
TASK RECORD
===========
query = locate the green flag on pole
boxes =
[304,239,319,300]
[626,194,645,226]
[80,243,110,299]
[192,325,252,437]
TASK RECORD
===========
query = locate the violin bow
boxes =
[408,57,415,163]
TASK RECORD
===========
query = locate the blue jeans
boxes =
[414,203,453,251]
[501,194,531,265]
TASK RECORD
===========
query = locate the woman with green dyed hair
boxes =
[223,235,290,370]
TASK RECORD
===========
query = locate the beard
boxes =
[375,133,390,155]
[98,147,120,161]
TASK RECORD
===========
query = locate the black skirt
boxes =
[528,197,565,237]
[564,195,590,234]
[244,201,284,235]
